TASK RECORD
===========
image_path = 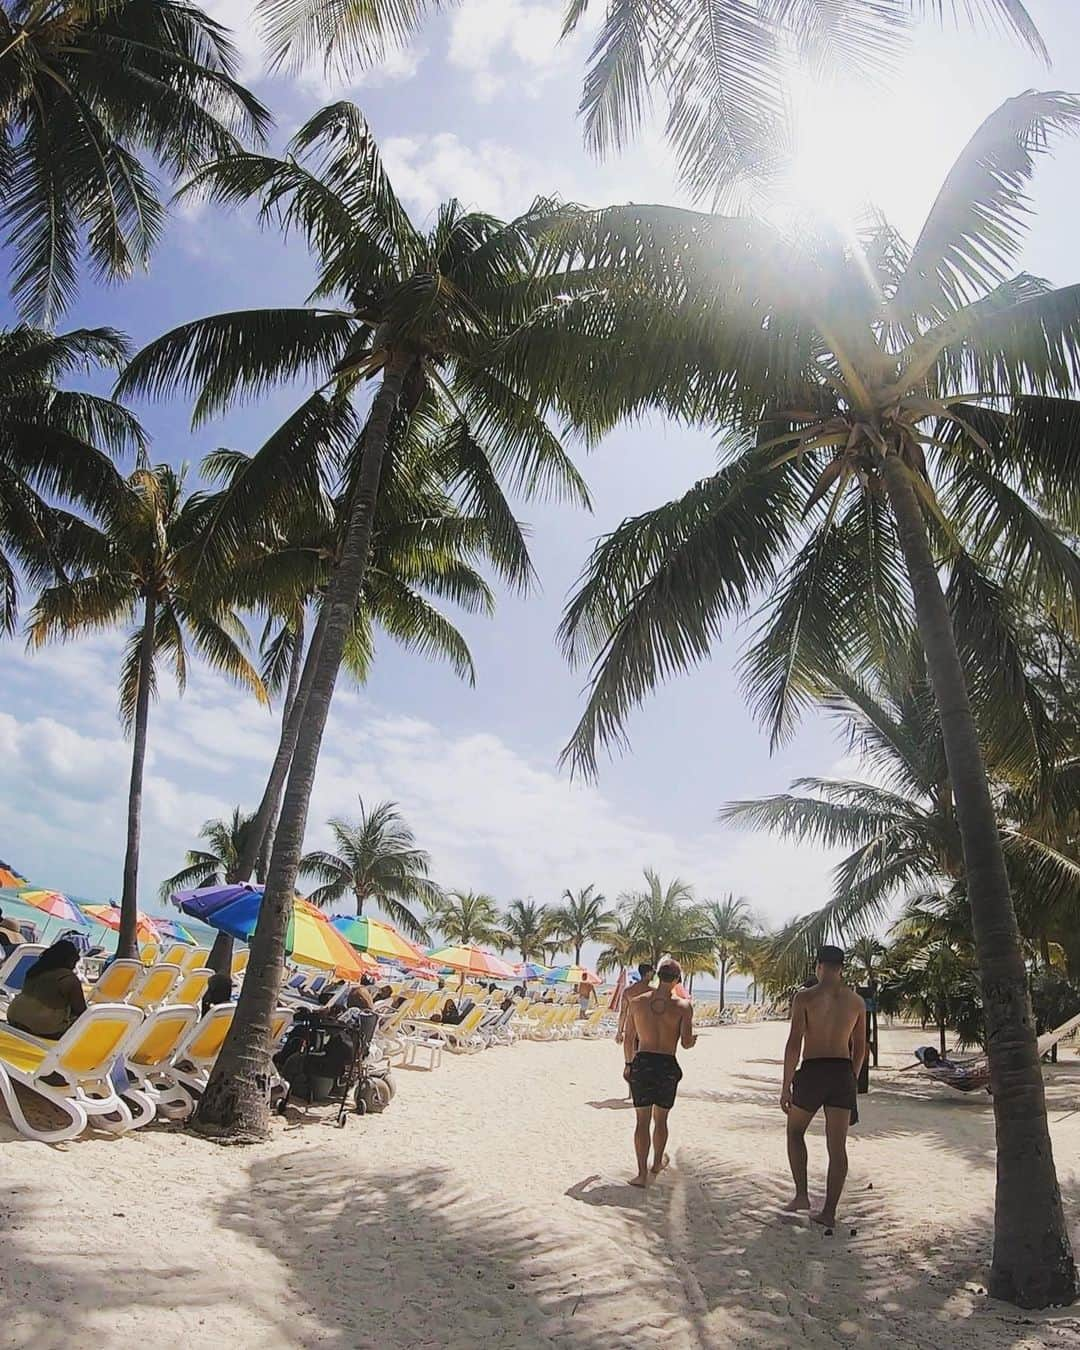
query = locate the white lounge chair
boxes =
[0,1004,148,1140]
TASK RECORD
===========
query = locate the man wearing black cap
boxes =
[780,945,867,1227]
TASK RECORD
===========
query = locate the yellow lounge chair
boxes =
[88,959,144,1004]
[231,948,250,978]
[168,968,212,1007]
[122,1004,201,1120]
[138,943,160,966]
[157,943,192,967]
[170,1004,236,1096]
[180,947,212,973]
[0,1004,147,1140]
[127,963,183,1011]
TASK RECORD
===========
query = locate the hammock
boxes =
[907,1010,1080,1094]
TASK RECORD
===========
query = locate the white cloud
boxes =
[292,42,424,102]
[382,132,544,221]
[0,651,842,927]
[447,0,590,100]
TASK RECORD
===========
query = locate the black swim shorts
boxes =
[629,1051,683,1110]
[790,1057,858,1125]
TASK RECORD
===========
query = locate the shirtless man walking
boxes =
[624,960,696,1186]
[780,945,867,1227]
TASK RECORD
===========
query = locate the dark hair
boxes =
[816,945,845,969]
[657,960,681,985]
[637,962,655,978]
[27,940,79,979]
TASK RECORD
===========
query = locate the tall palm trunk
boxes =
[239,605,328,884]
[118,592,156,959]
[882,453,1077,1308]
[719,957,727,1012]
[256,615,306,882]
[194,361,407,1139]
[575,942,582,964]
[206,619,318,979]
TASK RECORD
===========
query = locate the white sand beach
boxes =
[3,1021,1080,1349]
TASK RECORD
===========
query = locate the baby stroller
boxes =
[274,1005,394,1125]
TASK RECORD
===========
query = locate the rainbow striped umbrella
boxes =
[545,965,602,986]
[151,916,198,945]
[330,915,427,965]
[82,903,158,943]
[13,889,88,926]
[514,961,550,980]
[426,945,517,979]
[175,884,375,978]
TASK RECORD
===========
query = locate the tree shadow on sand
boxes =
[219,1151,688,1348]
[565,1153,1080,1348]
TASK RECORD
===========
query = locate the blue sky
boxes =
[2,1,1079,960]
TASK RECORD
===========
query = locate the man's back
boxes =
[629,989,691,1055]
[797,981,864,1060]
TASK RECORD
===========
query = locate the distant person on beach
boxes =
[7,940,86,1039]
[577,979,597,1018]
[617,961,656,1097]
[616,962,655,1041]
[624,960,696,1187]
[780,945,867,1228]
[0,906,23,955]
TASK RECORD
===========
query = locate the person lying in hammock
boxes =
[913,1045,990,1092]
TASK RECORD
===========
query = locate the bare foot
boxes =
[629,1173,649,1188]
[810,1210,836,1229]
[650,1154,670,1176]
[782,1195,810,1213]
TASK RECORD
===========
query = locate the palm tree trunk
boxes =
[719,958,727,1012]
[939,1011,947,1058]
[118,593,156,960]
[575,942,582,964]
[206,611,330,977]
[239,606,328,884]
[256,614,307,882]
[194,361,408,1140]
[882,453,1076,1308]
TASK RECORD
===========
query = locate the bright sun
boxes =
[772,74,895,235]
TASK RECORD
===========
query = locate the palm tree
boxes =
[548,884,614,964]
[0,324,143,635]
[548,96,1080,1303]
[118,103,588,1140]
[560,1,1043,200]
[617,869,711,971]
[28,464,265,957]
[160,808,255,900]
[427,891,503,949]
[701,894,754,1012]
[250,0,1040,207]
[500,899,551,964]
[720,660,1080,971]
[299,799,438,941]
[206,406,498,886]
[595,913,637,979]
[0,0,270,321]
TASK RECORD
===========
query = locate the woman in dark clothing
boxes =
[7,941,86,1038]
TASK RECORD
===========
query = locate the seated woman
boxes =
[7,940,87,1039]
[430,997,462,1025]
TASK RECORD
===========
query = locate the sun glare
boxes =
[771,74,895,236]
